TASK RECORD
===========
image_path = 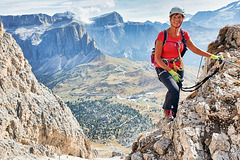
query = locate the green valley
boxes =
[40,54,199,145]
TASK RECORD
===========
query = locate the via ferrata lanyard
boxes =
[173,41,184,72]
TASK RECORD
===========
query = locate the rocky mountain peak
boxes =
[127,25,240,160]
[90,11,124,27]
[0,22,94,159]
[53,11,75,20]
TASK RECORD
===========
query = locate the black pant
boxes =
[155,67,183,116]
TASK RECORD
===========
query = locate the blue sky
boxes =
[0,0,238,23]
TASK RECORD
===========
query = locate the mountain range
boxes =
[0,1,240,77]
[0,13,104,77]
[190,1,240,28]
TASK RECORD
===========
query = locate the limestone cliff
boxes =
[0,21,94,159]
[127,25,240,160]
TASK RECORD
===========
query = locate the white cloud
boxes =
[71,6,101,23]
[68,0,115,8]
[100,0,115,8]
[70,0,115,23]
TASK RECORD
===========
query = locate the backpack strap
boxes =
[154,29,168,47]
[163,29,168,47]
[152,30,167,66]
[180,29,187,57]
[180,29,187,43]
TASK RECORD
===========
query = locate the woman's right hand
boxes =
[168,70,181,83]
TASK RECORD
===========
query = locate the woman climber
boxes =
[154,6,222,122]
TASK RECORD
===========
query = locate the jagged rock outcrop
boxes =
[127,25,240,160]
[0,22,94,159]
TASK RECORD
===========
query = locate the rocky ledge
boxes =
[127,25,240,160]
[0,21,94,159]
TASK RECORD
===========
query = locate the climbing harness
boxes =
[160,41,185,72]
[161,56,181,70]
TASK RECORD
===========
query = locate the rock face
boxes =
[0,22,94,159]
[127,25,240,160]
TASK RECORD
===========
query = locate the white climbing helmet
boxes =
[169,6,185,17]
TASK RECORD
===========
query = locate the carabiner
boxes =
[174,41,181,50]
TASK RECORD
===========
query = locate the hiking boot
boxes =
[164,110,174,122]
[157,109,175,127]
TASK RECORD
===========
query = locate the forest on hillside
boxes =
[67,99,153,146]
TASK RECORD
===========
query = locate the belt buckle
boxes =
[174,57,180,62]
